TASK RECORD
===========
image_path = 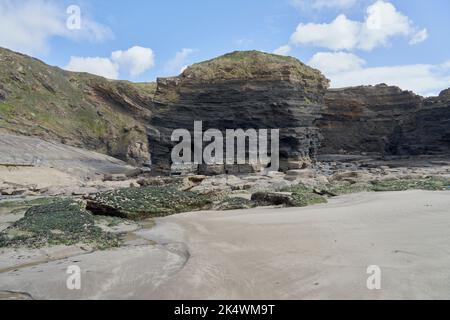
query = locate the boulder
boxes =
[251,192,294,206]
[286,169,316,179]
[86,186,213,220]
[103,174,128,182]
[215,197,256,210]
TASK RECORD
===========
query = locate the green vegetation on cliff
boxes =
[182,50,329,84]
[0,47,155,165]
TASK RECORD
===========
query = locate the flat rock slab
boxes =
[0,133,136,181]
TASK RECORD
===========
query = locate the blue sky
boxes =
[0,0,449,96]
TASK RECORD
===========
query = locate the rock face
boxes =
[149,51,329,174]
[319,84,421,155]
[319,84,450,156]
[1,46,449,174]
[0,84,8,102]
[0,47,155,166]
[407,90,450,155]
[0,133,137,179]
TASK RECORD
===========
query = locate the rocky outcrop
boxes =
[0,84,8,102]
[406,90,450,154]
[319,84,450,156]
[318,84,422,155]
[0,133,138,179]
[0,47,156,165]
[2,46,449,173]
[0,133,145,197]
[149,51,329,174]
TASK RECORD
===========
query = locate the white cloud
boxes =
[291,0,358,10]
[64,46,155,79]
[288,0,426,51]
[0,0,113,55]
[111,46,155,77]
[65,56,119,79]
[329,64,450,96]
[309,51,366,73]
[409,28,428,45]
[273,45,292,56]
[312,52,450,96]
[291,14,360,51]
[70,18,113,44]
[165,48,197,75]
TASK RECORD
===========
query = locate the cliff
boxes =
[1,47,449,174]
[319,84,450,156]
[408,90,450,154]
[0,47,155,166]
[149,51,329,173]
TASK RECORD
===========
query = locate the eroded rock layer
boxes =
[149,51,329,173]
[408,90,450,155]
[319,84,450,156]
[0,47,156,166]
[1,46,449,174]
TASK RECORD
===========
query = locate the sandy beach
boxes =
[1,190,450,300]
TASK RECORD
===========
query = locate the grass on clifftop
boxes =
[182,50,327,83]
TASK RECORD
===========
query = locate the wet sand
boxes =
[1,190,450,299]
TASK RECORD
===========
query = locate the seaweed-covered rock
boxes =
[251,192,294,206]
[0,199,120,249]
[323,176,450,195]
[370,177,449,192]
[325,181,371,195]
[280,183,328,207]
[86,186,213,220]
[215,197,256,210]
[136,175,207,191]
[290,191,328,207]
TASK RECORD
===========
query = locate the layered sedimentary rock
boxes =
[149,51,329,174]
[318,84,450,156]
[407,89,450,154]
[2,46,449,173]
[0,47,155,166]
